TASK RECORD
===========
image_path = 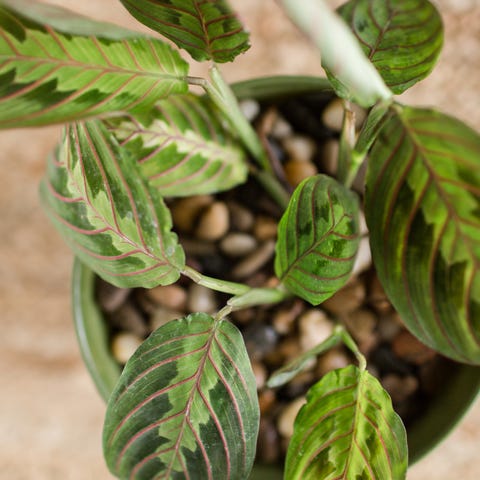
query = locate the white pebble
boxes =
[277,397,306,439]
[283,135,316,163]
[111,332,142,364]
[187,284,218,314]
[220,233,257,257]
[272,115,293,139]
[239,99,260,122]
[299,309,334,352]
[352,236,372,276]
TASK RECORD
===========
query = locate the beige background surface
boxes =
[1,1,480,479]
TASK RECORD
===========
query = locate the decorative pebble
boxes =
[342,309,378,354]
[283,134,316,163]
[97,280,130,313]
[382,374,419,404]
[317,348,351,376]
[265,337,301,367]
[258,389,276,415]
[110,301,149,337]
[257,419,281,464]
[145,284,187,311]
[171,195,213,232]
[322,98,344,131]
[322,280,366,316]
[320,139,339,176]
[187,284,218,314]
[220,233,257,257]
[351,236,372,276]
[252,361,268,390]
[111,332,142,364]
[377,313,403,342]
[392,330,436,365]
[232,239,276,279]
[272,114,293,139]
[195,201,230,241]
[277,397,306,439]
[272,301,304,335]
[298,309,334,352]
[228,201,255,232]
[368,274,392,315]
[253,215,278,241]
[239,98,260,122]
[244,323,279,360]
[284,159,318,187]
[150,307,184,330]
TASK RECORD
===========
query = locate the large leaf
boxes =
[103,314,259,480]
[40,120,185,288]
[286,365,408,480]
[275,175,360,305]
[119,0,250,63]
[107,93,248,197]
[338,0,443,94]
[280,0,392,108]
[366,105,480,363]
[0,0,188,128]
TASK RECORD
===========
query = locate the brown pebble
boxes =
[299,309,334,352]
[392,330,437,365]
[195,201,230,241]
[320,139,339,176]
[277,397,306,439]
[341,309,378,355]
[265,337,301,367]
[257,419,281,464]
[150,307,184,330]
[322,280,366,316]
[253,215,278,241]
[272,300,304,335]
[284,159,318,187]
[145,284,187,311]
[283,134,316,163]
[322,98,344,131]
[110,301,149,337]
[317,348,351,376]
[368,274,392,315]
[97,280,130,313]
[227,201,255,232]
[377,313,403,342]
[187,284,218,314]
[232,240,276,279]
[382,374,419,403]
[258,389,276,415]
[252,361,268,390]
[171,195,213,233]
[219,233,257,257]
[111,332,142,364]
[272,114,293,139]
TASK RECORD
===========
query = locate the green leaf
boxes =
[40,120,185,288]
[280,0,392,108]
[286,365,408,480]
[338,0,443,94]
[275,175,360,305]
[118,0,250,63]
[0,0,188,128]
[107,93,248,197]
[366,105,480,363]
[103,314,260,480]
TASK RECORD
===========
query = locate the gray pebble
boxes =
[228,201,255,232]
[111,301,149,337]
[220,233,257,257]
[232,239,276,279]
[187,284,218,314]
[239,99,260,122]
[97,280,130,313]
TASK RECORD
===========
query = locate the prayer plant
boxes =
[1,0,479,478]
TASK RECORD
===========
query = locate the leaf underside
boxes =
[338,0,443,94]
[366,105,480,363]
[0,2,188,128]
[286,365,408,480]
[103,314,260,480]
[107,93,248,197]
[40,120,184,288]
[119,0,250,63]
[275,175,360,305]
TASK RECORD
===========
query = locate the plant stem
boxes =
[339,327,367,371]
[338,100,356,185]
[250,168,290,210]
[227,285,291,310]
[182,266,250,295]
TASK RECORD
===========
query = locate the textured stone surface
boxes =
[2,1,480,479]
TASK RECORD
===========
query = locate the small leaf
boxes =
[107,93,248,197]
[280,0,392,107]
[119,0,250,63]
[286,365,408,480]
[366,105,480,363]
[275,175,360,305]
[338,0,443,94]
[103,314,260,480]
[0,0,188,128]
[40,120,185,288]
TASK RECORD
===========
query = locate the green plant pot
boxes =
[71,76,480,477]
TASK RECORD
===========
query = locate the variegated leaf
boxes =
[275,175,360,305]
[366,105,480,363]
[107,93,248,197]
[119,0,250,63]
[103,314,259,480]
[0,0,188,128]
[286,365,408,480]
[338,0,443,94]
[40,120,185,288]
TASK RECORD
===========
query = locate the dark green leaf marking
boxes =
[286,365,408,480]
[275,175,360,305]
[366,105,480,363]
[107,93,248,197]
[119,0,250,63]
[0,1,188,128]
[40,120,185,288]
[338,0,443,94]
[103,314,259,480]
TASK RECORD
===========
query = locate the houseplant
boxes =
[1,0,480,478]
